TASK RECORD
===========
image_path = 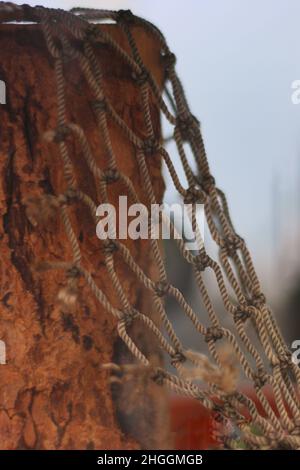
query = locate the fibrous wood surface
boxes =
[0,23,169,450]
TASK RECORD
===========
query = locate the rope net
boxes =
[1,2,299,449]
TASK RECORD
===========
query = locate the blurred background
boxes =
[14,0,300,344]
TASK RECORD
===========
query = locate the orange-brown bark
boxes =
[0,24,169,450]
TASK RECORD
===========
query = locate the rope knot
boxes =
[212,412,226,425]
[132,69,149,86]
[201,174,216,194]
[176,114,200,142]
[194,251,210,272]
[143,137,159,156]
[66,265,81,279]
[85,24,100,42]
[92,99,107,112]
[122,308,137,327]
[252,369,268,389]
[102,239,118,255]
[278,352,292,370]
[205,327,223,343]
[53,125,70,143]
[221,235,243,257]
[162,52,176,72]
[233,307,251,323]
[150,368,167,386]
[116,9,136,24]
[250,292,266,309]
[212,404,225,422]
[155,280,169,297]
[184,185,205,204]
[102,168,120,184]
[170,350,186,366]
[64,188,78,204]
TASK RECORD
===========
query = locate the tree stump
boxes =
[0,23,169,450]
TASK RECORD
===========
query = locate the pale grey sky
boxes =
[13,0,300,292]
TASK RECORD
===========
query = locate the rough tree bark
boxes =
[0,23,170,450]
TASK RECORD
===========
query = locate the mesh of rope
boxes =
[1,2,300,450]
